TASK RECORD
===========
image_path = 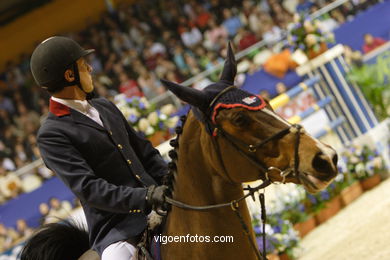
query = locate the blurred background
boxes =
[0,0,389,259]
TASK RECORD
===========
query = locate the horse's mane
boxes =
[20,220,89,260]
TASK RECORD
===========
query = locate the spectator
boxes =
[260,90,271,100]
[16,219,34,239]
[0,94,15,115]
[46,197,73,224]
[222,8,243,38]
[38,202,50,226]
[362,33,387,54]
[235,27,258,51]
[203,17,229,51]
[194,4,212,31]
[181,25,203,49]
[276,82,288,95]
[173,45,191,76]
[145,38,167,57]
[248,7,270,36]
[154,56,177,79]
[0,223,15,252]
[262,21,283,46]
[137,67,164,99]
[184,53,202,76]
[118,72,143,98]
[296,0,315,14]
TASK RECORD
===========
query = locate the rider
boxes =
[30,36,168,259]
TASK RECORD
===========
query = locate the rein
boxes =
[164,87,304,260]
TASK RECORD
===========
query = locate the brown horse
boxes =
[159,45,338,260]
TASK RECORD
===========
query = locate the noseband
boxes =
[212,123,303,184]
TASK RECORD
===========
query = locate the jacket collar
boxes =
[49,98,71,116]
[49,98,107,131]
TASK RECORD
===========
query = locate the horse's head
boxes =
[161,44,338,193]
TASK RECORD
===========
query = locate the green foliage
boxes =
[347,51,390,120]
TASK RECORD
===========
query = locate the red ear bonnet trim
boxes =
[211,94,266,124]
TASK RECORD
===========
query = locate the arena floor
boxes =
[298,178,390,260]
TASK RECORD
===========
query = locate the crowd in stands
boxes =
[0,0,384,253]
[0,197,75,253]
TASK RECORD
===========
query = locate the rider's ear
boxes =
[64,69,75,82]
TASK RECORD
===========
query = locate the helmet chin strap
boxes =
[68,63,95,100]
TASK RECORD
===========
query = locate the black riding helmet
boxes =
[30,36,94,93]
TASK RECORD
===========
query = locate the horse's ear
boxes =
[219,42,237,84]
[161,79,208,111]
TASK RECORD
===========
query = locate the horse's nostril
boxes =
[332,153,338,166]
[312,152,334,176]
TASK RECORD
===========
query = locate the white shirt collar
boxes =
[51,96,91,114]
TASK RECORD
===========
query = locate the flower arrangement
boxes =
[341,144,385,181]
[287,14,334,57]
[114,94,179,138]
[251,185,303,258]
[270,186,308,225]
[252,212,300,259]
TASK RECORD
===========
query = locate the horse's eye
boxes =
[232,113,249,127]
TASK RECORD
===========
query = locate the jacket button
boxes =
[117,144,123,149]
[109,131,113,136]
[127,160,132,165]
[136,210,141,213]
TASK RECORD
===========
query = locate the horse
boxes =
[159,44,337,260]
[20,44,338,260]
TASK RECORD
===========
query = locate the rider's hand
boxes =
[146,185,169,210]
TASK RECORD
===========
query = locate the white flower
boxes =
[305,34,317,47]
[313,19,322,28]
[355,163,365,174]
[118,106,131,119]
[159,114,168,121]
[165,116,179,128]
[350,156,359,164]
[140,97,150,109]
[373,157,383,169]
[114,94,127,106]
[303,20,315,33]
[327,32,335,42]
[160,104,175,115]
[293,13,300,23]
[138,118,150,132]
[335,172,344,182]
[128,108,140,117]
[264,224,274,235]
[145,126,155,136]
[147,112,159,126]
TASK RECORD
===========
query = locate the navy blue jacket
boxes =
[37,97,168,255]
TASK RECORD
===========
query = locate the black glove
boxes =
[146,185,169,210]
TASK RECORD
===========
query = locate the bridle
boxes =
[208,85,304,184]
[164,86,304,260]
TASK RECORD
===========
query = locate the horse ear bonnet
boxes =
[161,42,266,131]
[209,90,266,124]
